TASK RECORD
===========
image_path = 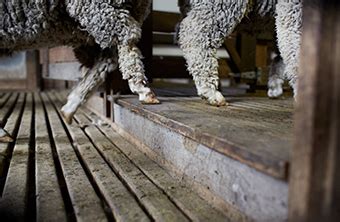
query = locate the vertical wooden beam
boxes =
[26,50,40,91]
[289,0,340,221]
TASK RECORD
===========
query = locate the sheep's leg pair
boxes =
[0,127,13,143]
[61,56,117,124]
[178,1,248,106]
[66,4,159,109]
[275,0,303,99]
[267,55,285,98]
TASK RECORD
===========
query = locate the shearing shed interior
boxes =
[0,0,339,221]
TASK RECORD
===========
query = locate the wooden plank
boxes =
[34,93,67,222]
[0,93,12,108]
[49,47,77,64]
[0,93,18,127]
[26,50,40,91]
[288,1,340,221]
[40,93,107,222]
[0,94,25,180]
[0,79,28,91]
[0,93,33,220]
[85,113,238,221]
[47,62,82,81]
[52,92,190,222]
[47,93,150,221]
[114,96,292,179]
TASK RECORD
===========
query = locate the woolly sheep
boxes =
[0,0,159,142]
[178,0,302,105]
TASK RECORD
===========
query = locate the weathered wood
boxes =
[114,96,293,179]
[40,93,107,222]
[0,94,25,180]
[0,93,18,127]
[48,93,151,221]
[48,98,191,221]
[85,114,238,222]
[0,79,28,91]
[0,93,11,108]
[26,50,40,91]
[40,48,50,78]
[34,93,67,222]
[0,93,33,221]
[49,47,77,64]
[47,62,82,81]
[289,1,340,221]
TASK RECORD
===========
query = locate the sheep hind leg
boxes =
[0,127,13,143]
[118,44,160,104]
[275,0,302,99]
[184,47,226,106]
[61,57,117,124]
[267,55,285,98]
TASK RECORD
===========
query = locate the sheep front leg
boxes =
[178,1,248,106]
[181,45,226,106]
[275,0,302,99]
[267,55,285,98]
[0,127,13,143]
[118,44,159,104]
[61,57,117,124]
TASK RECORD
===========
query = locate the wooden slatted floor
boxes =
[0,92,231,222]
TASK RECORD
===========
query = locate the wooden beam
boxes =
[26,50,40,91]
[289,0,340,221]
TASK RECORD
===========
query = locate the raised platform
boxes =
[0,92,234,221]
[105,89,293,221]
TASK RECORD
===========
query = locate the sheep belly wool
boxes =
[178,0,302,105]
[0,0,159,142]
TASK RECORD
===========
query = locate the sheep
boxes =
[178,0,303,105]
[0,0,159,143]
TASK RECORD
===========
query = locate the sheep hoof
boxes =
[0,129,14,143]
[60,109,74,125]
[268,79,284,99]
[206,92,227,107]
[141,92,161,105]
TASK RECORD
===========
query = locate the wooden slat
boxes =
[114,96,292,179]
[34,93,67,222]
[0,94,25,180]
[0,93,11,108]
[40,93,107,222]
[0,93,33,220]
[0,80,28,91]
[52,92,190,222]
[0,93,17,125]
[289,0,340,221]
[82,109,240,222]
[47,93,150,221]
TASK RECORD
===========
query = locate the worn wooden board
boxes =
[0,94,25,179]
[0,93,18,126]
[0,93,33,221]
[70,113,190,222]
[81,108,241,222]
[34,93,67,222]
[114,95,293,179]
[48,93,151,222]
[40,93,107,222]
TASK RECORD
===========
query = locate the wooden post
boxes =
[289,0,340,221]
[26,50,40,91]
